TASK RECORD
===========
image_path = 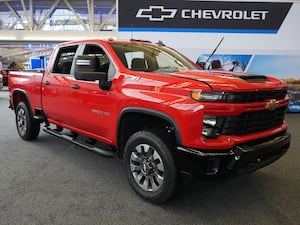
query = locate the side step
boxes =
[43,127,115,157]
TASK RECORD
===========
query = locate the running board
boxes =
[43,127,115,157]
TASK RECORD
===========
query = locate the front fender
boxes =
[118,107,182,145]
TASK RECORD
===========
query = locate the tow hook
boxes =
[206,158,221,175]
[227,146,244,170]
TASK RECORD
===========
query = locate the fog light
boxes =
[202,127,214,137]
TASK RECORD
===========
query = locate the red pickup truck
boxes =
[8,39,290,203]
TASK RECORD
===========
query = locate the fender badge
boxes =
[266,99,279,111]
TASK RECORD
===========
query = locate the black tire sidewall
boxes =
[15,102,40,140]
[124,130,178,204]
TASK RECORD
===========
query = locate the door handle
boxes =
[70,84,80,89]
[43,81,50,85]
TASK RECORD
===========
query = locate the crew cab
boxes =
[8,39,291,203]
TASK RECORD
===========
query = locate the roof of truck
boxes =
[56,38,164,48]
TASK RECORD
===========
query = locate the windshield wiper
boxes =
[152,68,180,73]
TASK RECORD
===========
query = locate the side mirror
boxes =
[74,55,107,82]
[196,61,206,69]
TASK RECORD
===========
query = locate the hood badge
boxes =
[266,99,279,111]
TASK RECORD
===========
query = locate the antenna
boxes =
[204,37,224,66]
[131,24,134,40]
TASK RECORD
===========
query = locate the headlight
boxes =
[202,115,224,138]
[191,91,224,102]
[203,115,217,126]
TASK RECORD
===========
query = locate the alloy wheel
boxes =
[130,143,164,192]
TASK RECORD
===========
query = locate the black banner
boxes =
[118,0,292,33]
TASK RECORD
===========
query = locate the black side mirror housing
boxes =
[74,55,107,82]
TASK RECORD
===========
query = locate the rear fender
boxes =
[11,89,33,114]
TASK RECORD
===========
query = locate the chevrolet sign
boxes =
[136,6,269,22]
[119,0,292,33]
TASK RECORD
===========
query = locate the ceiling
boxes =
[0,0,116,69]
[0,41,58,68]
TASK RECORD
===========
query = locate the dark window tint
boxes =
[52,45,78,74]
[82,44,115,79]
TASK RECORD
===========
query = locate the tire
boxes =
[15,102,40,140]
[124,130,179,204]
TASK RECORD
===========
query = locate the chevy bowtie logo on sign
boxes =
[136,6,177,21]
[118,0,292,33]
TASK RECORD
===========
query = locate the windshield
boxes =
[109,42,198,72]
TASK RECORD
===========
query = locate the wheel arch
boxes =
[116,107,182,158]
[11,89,32,113]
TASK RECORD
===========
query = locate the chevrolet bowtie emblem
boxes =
[266,99,279,111]
[136,6,177,21]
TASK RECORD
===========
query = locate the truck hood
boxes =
[123,69,288,104]
[159,69,288,92]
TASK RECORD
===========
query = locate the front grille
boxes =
[222,107,286,135]
[224,89,287,103]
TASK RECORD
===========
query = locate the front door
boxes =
[67,44,116,143]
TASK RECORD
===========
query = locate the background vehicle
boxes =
[288,90,300,112]
[8,39,291,203]
[0,73,3,91]
[1,70,9,86]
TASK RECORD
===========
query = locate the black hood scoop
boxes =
[236,74,268,82]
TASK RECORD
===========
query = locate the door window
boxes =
[82,44,115,79]
[52,45,78,74]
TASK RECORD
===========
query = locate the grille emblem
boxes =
[266,99,279,111]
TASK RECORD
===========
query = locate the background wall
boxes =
[118,0,300,111]
[118,0,299,78]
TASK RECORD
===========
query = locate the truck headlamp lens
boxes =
[202,116,222,138]
[203,116,217,126]
[202,116,216,137]
[191,91,224,102]
[202,127,214,137]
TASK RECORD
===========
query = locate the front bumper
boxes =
[177,131,291,177]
